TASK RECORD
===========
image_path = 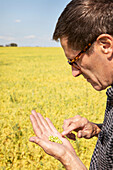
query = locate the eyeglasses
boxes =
[67,43,92,69]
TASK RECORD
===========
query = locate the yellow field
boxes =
[0,47,107,169]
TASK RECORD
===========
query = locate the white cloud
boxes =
[0,36,15,41]
[24,35,36,39]
[15,19,21,23]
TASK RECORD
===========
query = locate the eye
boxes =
[72,62,78,68]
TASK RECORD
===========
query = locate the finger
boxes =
[36,112,52,133]
[62,115,81,131]
[77,130,82,138]
[32,111,60,137]
[62,120,85,136]
[29,136,49,149]
[29,136,60,156]
[77,130,91,139]
[62,118,73,130]
[45,118,59,134]
[32,111,47,133]
[30,114,42,136]
[29,136,39,143]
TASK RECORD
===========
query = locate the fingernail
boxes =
[29,137,35,142]
[78,131,82,138]
[31,110,35,113]
[61,131,65,136]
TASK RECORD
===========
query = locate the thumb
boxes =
[29,136,42,145]
[29,136,51,150]
[29,136,37,142]
[29,136,58,157]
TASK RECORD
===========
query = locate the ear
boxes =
[96,34,113,55]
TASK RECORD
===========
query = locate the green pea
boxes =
[49,136,62,144]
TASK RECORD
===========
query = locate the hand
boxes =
[29,111,87,170]
[62,115,101,139]
[29,110,76,163]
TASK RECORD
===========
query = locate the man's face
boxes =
[60,37,113,91]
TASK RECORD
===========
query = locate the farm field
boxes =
[0,47,107,169]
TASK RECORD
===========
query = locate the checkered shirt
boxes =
[90,86,113,169]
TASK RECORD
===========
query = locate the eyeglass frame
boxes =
[67,42,92,69]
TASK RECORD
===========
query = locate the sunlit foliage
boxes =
[0,47,106,169]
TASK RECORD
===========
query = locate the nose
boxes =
[72,66,82,77]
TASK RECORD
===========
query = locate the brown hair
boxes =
[53,0,113,50]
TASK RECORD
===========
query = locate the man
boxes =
[29,0,113,169]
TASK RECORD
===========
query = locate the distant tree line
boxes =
[0,43,18,47]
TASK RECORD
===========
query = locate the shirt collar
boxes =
[106,85,113,99]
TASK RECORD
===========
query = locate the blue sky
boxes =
[0,0,71,47]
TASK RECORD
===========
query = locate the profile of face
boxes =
[60,35,113,91]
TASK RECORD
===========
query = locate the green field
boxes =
[0,47,107,169]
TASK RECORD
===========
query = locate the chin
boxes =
[91,83,107,91]
[93,87,103,91]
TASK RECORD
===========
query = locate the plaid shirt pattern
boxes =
[90,86,113,169]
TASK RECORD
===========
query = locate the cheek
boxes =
[79,55,95,71]
[80,61,96,77]
[80,61,92,71]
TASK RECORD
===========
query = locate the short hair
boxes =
[53,0,113,50]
